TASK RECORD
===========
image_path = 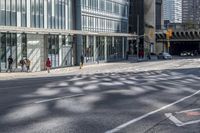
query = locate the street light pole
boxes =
[0,50,1,72]
[0,42,1,72]
[137,15,139,60]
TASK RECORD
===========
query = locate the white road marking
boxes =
[176,108,200,114]
[34,94,85,104]
[105,89,200,133]
[165,113,183,126]
[165,112,200,127]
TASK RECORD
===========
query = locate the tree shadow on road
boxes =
[0,67,200,133]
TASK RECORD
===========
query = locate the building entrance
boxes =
[0,33,17,71]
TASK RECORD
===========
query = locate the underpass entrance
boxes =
[170,41,200,55]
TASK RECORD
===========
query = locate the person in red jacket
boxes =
[46,58,51,73]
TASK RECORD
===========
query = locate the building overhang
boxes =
[0,26,136,37]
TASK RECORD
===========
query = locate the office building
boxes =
[0,0,129,72]
[78,0,129,63]
[163,0,182,23]
[156,0,163,29]
[182,0,200,24]
[129,0,157,55]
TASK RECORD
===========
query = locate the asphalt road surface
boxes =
[0,58,200,133]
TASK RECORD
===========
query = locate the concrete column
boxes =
[122,37,125,59]
[27,0,31,27]
[75,0,82,65]
[0,34,1,71]
[93,36,97,62]
[17,34,22,68]
[59,35,62,66]
[40,35,45,70]
[44,0,47,29]
[86,36,89,48]
[105,36,107,61]
[6,47,10,69]
[12,46,17,69]
[112,37,114,47]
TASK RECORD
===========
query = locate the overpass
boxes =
[156,24,200,55]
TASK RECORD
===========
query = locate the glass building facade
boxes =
[80,0,129,63]
[0,0,74,72]
[0,0,129,72]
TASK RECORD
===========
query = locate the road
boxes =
[0,58,200,133]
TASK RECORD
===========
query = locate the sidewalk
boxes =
[0,62,113,80]
[127,55,158,62]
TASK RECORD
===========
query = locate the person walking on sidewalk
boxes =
[46,58,51,73]
[6,56,13,72]
[19,58,25,72]
[80,55,84,69]
[25,58,31,72]
[126,51,129,60]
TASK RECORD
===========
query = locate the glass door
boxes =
[0,33,6,70]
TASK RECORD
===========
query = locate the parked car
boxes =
[180,51,194,56]
[157,53,172,60]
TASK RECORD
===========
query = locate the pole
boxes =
[0,37,1,72]
[137,15,139,60]
[0,50,1,72]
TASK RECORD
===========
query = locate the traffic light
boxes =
[166,28,173,38]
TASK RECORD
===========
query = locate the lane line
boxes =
[34,94,85,104]
[105,89,200,133]
[177,108,200,114]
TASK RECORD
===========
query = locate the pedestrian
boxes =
[147,53,151,60]
[25,58,31,72]
[6,56,13,72]
[19,58,25,72]
[80,55,84,69]
[46,58,51,73]
[126,51,129,60]
[141,50,144,59]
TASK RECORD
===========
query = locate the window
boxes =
[114,3,119,15]
[0,0,6,25]
[11,0,17,26]
[100,0,105,11]
[106,1,112,13]
[21,0,27,27]
[40,0,44,28]
[31,0,35,27]
[61,0,65,29]
[47,0,51,28]
[6,0,11,11]
[0,33,6,62]
[6,0,11,26]
[35,0,40,28]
